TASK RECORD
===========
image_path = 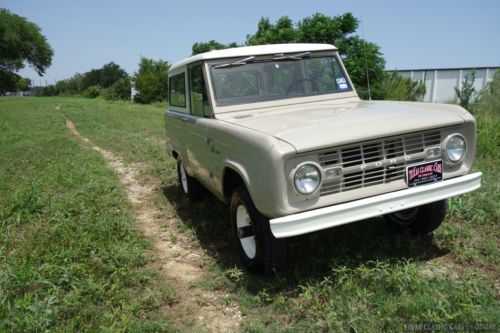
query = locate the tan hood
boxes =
[217,99,466,153]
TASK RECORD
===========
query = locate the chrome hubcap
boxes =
[236,205,256,259]
[180,163,188,194]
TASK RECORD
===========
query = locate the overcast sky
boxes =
[3,0,500,85]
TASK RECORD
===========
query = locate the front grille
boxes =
[319,130,441,196]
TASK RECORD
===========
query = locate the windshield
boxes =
[210,55,351,106]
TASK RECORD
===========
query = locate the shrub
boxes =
[101,77,131,101]
[471,70,499,159]
[455,71,479,110]
[382,72,426,101]
[473,70,499,115]
[35,85,59,97]
[82,85,101,98]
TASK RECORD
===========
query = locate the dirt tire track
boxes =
[66,119,242,332]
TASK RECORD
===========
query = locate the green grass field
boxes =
[1,95,498,332]
[0,98,176,332]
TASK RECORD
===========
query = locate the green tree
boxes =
[82,85,101,98]
[42,63,128,97]
[192,40,239,55]
[246,13,385,99]
[340,36,386,99]
[246,16,298,45]
[296,13,358,45]
[16,77,31,91]
[101,77,132,101]
[133,57,170,104]
[0,72,32,94]
[55,73,84,95]
[192,13,386,99]
[455,71,479,110]
[81,62,128,90]
[35,84,58,96]
[382,72,426,101]
[0,9,53,93]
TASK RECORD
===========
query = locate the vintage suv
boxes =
[165,44,482,273]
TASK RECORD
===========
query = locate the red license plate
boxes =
[406,160,443,187]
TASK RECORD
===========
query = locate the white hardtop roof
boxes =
[169,43,337,72]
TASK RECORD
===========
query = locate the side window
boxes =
[189,65,211,117]
[169,73,186,108]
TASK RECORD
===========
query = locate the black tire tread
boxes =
[387,200,447,234]
[230,185,288,275]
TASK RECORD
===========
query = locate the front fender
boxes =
[220,141,296,218]
[223,159,251,190]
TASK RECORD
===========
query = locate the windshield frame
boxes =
[205,51,357,113]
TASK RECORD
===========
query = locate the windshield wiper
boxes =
[213,56,256,69]
[272,51,311,61]
[213,52,310,69]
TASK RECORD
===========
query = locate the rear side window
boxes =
[189,65,212,117]
[169,73,186,107]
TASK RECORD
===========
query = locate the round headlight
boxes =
[446,134,466,162]
[294,164,321,195]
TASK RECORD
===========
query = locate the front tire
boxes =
[176,158,203,200]
[230,185,288,274]
[386,200,447,234]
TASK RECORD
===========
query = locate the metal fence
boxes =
[388,67,498,103]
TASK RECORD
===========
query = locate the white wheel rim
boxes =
[180,162,188,194]
[236,205,256,259]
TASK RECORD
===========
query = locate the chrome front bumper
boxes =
[270,172,482,238]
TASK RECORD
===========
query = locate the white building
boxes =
[389,67,498,103]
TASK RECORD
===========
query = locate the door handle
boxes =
[205,137,212,144]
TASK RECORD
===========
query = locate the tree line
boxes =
[2,8,427,104]
[35,58,169,104]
